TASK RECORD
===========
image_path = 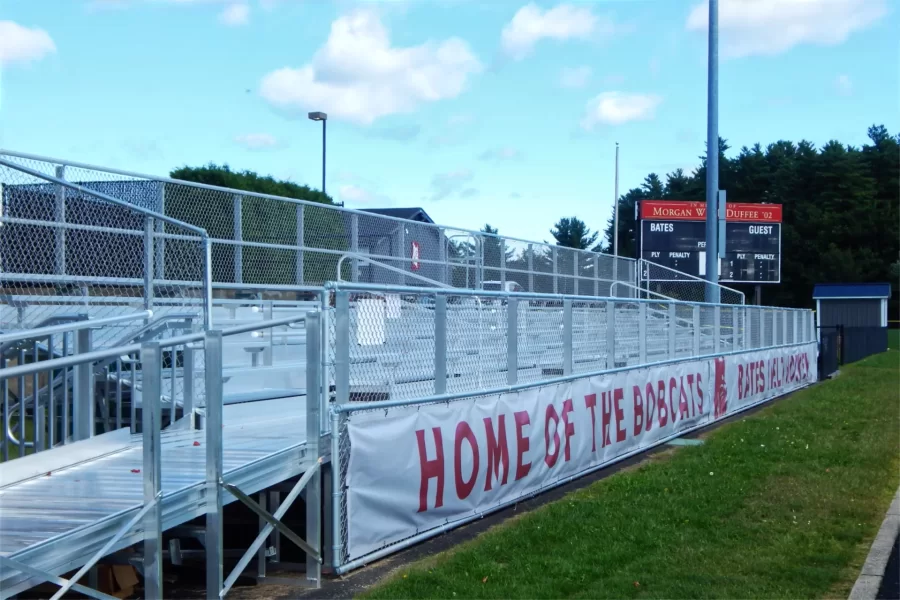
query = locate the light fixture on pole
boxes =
[307,111,327,195]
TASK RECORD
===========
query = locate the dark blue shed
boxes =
[812,283,891,329]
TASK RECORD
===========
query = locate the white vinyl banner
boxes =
[344,343,817,562]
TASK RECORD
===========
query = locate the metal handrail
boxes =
[0,314,308,382]
[336,253,455,289]
[0,311,153,345]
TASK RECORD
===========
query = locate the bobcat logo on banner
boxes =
[411,241,420,271]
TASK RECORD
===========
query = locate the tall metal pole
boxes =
[613,142,620,257]
[612,142,620,296]
[705,0,720,303]
[321,119,327,195]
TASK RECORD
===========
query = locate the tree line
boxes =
[534,125,898,309]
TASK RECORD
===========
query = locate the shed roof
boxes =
[360,207,434,223]
[812,283,892,300]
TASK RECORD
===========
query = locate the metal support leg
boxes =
[668,304,677,358]
[205,331,224,600]
[692,306,701,357]
[305,311,323,588]
[73,328,93,441]
[638,302,647,363]
[257,493,267,580]
[140,341,163,600]
[714,306,721,353]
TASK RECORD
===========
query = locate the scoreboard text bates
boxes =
[639,201,782,284]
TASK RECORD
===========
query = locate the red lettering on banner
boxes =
[544,404,561,468]
[668,377,679,421]
[633,386,644,436]
[483,416,509,492]
[713,357,727,418]
[613,388,626,442]
[696,372,704,411]
[737,364,745,400]
[561,399,575,462]
[679,379,690,420]
[454,422,479,500]
[514,411,531,481]
[416,427,444,512]
[585,393,598,452]
[657,380,668,427]
[644,383,656,431]
[601,392,612,448]
[757,360,766,393]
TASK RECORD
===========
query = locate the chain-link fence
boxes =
[0,158,211,343]
[0,151,637,300]
[638,258,744,304]
[326,283,812,406]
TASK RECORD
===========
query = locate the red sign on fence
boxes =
[640,201,782,223]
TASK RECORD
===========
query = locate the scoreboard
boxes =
[639,200,782,284]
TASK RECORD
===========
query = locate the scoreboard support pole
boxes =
[704,0,720,304]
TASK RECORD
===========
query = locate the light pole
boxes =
[308,111,327,195]
[613,142,620,257]
[704,0,720,303]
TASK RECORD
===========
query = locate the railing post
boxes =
[183,345,194,429]
[296,205,305,285]
[263,302,274,366]
[563,298,573,375]
[155,184,166,282]
[732,306,739,351]
[305,312,322,588]
[144,216,154,313]
[606,300,616,369]
[397,225,405,286]
[500,239,507,285]
[435,295,447,393]
[205,331,224,600]
[573,253,579,296]
[527,244,534,293]
[668,303,677,358]
[638,302,647,363]
[792,311,799,344]
[335,291,350,406]
[54,165,66,277]
[594,255,600,297]
[782,310,788,346]
[233,194,243,284]
[692,305,701,356]
[350,214,359,283]
[141,341,163,600]
[714,305,721,353]
[73,328,93,441]
[552,247,558,294]
[507,297,518,385]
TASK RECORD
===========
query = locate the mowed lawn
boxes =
[366,351,900,599]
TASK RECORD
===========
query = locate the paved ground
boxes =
[876,535,899,600]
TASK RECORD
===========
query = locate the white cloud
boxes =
[559,65,592,89]
[234,133,281,149]
[430,169,473,201]
[834,74,852,95]
[0,21,56,67]
[219,3,250,26]
[479,147,522,161]
[501,3,614,60]
[686,0,888,59]
[580,92,662,130]
[259,10,482,125]
[339,184,379,204]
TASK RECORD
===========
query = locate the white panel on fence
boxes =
[357,299,386,346]
[343,342,818,562]
[386,294,401,319]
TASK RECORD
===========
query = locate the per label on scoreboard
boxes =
[639,200,783,284]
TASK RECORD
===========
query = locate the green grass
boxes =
[366,351,900,599]
[888,328,898,351]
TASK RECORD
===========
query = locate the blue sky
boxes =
[0,0,896,243]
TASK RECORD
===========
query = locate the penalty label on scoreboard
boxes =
[638,201,782,284]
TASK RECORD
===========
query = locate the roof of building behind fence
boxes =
[812,283,892,300]
[360,207,434,223]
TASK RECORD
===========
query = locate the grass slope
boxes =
[366,351,900,599]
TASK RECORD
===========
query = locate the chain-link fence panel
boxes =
[639,258,744,304]
[0,152,642,301]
